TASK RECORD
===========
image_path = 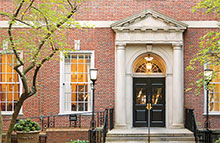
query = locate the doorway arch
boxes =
[132,53,166,127]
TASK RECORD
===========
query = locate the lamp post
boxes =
[204,68,213,143]
[89,68,98,143]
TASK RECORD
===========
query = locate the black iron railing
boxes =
[3,108,114,143]
[185,108,198,141]
[90,108,114,143]
[185,108,220,143]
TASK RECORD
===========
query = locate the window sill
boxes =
[203,112,220,116]
[1,112,23,116]
[58,111,92,116]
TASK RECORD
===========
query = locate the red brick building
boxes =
[0,0,219,142]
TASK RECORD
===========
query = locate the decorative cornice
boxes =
[116,40,183,45]
[111,9,188,28]
[112,26,186,32]
[172,43,182,50]
[116,43,126,49]
[0,21,218,28]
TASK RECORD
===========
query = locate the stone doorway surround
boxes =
[111,9,188,129]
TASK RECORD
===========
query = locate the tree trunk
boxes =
[0,105,2,143]
[5,99,24,143]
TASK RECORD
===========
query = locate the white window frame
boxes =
[0,51,23,115]
[204,65,220,115]
[59,50,95,114]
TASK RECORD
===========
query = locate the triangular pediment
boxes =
[111,9,188,31]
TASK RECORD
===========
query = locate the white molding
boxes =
[0,21,219,28]
[182,21,219,28]
[203,112,220,116]
[2,112,23,116]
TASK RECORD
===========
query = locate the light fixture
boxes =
[204,68,213,81]
[145,54,153,61]
[89,68,98,143]
[146,62,152,71]
[145,54,153,72]
[204,68,213,137]
[90,68,98,82]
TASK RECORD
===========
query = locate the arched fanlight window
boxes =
[133,53,166,74]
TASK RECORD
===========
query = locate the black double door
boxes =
[133,78,165,127]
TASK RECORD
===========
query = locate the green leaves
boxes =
[193,0,220,17]
[188,0,220,94]
[14,119,41,132]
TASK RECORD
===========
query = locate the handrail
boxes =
[102,109,108,143]
[185,108,198,142]
[185,108,197,132]
[3,111,105,121]
[3,110,109,131]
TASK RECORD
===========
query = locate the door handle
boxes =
[146,103,152,110]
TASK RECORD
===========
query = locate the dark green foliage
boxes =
[13,119,41,132]
[66,140,88,143]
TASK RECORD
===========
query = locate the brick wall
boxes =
[1,28,115,130]
[0,0,217,21]
[184,28,220,129]
[1,0,220,132]
[46,129,89,143]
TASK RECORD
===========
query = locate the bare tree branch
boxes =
[8,0,26,66]
[67,0,74,10]
[31,6,50,31]
[32,6,78,62]
[21,0,35,20]
[14,64,29,94]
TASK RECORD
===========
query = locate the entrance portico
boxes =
[111,9,188,129]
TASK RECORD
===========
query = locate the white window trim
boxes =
[203,64,220,115]
[0,51,23,115]
[59,50,95,114]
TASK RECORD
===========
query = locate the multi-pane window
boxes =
[63,53,91,112]
[0,54,20,112]
[206,65,220,112]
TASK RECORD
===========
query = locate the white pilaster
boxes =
[115,44,126,128]
[172,44,184,128]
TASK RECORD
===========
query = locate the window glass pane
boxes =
[214,103,220,111]
[78,74,83,82]
[71,84,77,102]
[136,88,147,104]
[0,54,20,112]
[78,60,84,73]
[78,93,84,101]
[71,63,77,73]
[7,93,12,102]
[0,92,6,102]
[215,93,220,102]
[13,74,19,82]
[209,102,214,111]
[64,53,91,112]
[152,88,162,104]
[71,102,77,111]
[7,102,12,111]
[78,103,84,111]
[1,102,6,111]
[71,74,77,82]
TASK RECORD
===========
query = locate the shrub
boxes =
[13,119,41,132]
[66,140,88,143]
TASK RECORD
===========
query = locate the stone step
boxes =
[106,128,195,143]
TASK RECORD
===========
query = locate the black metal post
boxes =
[205,81,209,130]
[205,81,211,143]
[90,81,96,143]
[147,95,151,143]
